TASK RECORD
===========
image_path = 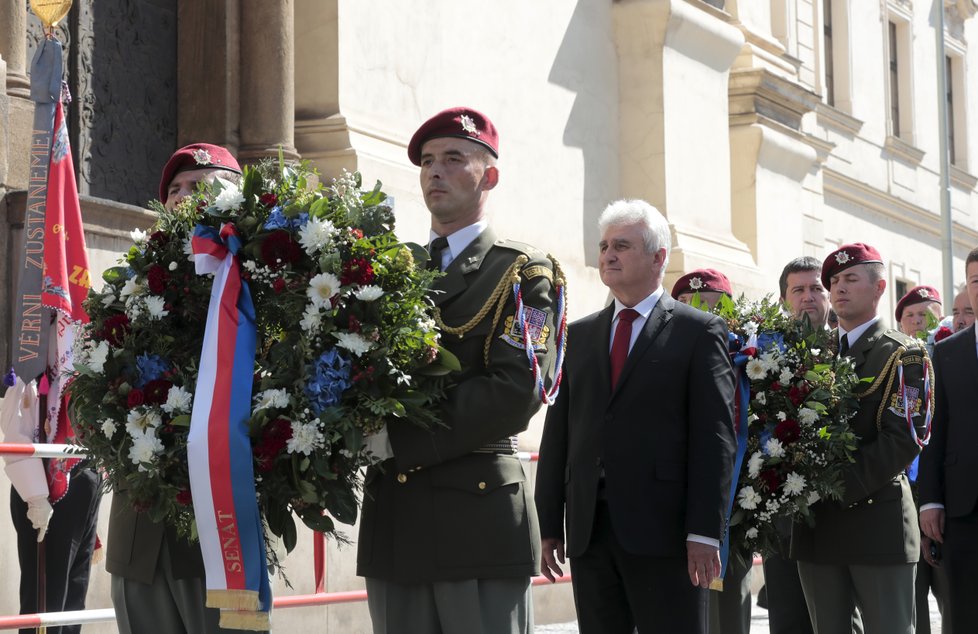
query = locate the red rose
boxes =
[260,231,302,270]
[100,313,131,346]
[348,315,362,333]
[254,418,293,473]
[259,193,278,207]
[143,379,174,405]
[350,228,364,240]
[341,257,374,285]
[775,419,802,444]
[146,264,169,294]
[935,326,954,343]
[770,381,782,392]
[787,383,810,406]
[272,278,286,294]
[127,388,145,408]
[149,231,170,246]
[175,489,193,506]
[760,468,783,493]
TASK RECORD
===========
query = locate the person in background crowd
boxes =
[951,289,974,332]
[356,107,559,634]
[671,268,732,310]
[896,286,942,338]
[106,143,259,634]
[791,243,929,634]
[919,247,978,633]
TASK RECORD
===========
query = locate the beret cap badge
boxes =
[834,251,850,264]
[917,288,930,299]
[459,114,479,136]
[689,277,704,290]
[192,148,213,166]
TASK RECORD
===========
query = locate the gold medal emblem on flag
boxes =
[30,0,73,29]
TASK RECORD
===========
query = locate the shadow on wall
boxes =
[548,0,620,270]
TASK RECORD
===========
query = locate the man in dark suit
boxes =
[534,199,736,633]
[106,143,255,634]
[356,107,559,634]
[919,246,978,632]
[792,243,929,634]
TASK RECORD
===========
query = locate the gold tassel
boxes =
[220,610,271,631]
[709,577,724,592]
[206,589,260,611]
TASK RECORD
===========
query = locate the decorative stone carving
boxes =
[946,0,978,21]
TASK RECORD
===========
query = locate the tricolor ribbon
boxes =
[187,224,271,631]
[511,279,567,405]
[713,332,751,590]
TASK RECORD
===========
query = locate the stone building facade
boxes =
[1,0,976,631]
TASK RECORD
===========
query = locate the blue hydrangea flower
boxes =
[135,353,169,388]
[757,332,786,354]
[304,349,352,415]
[264,207,310,231]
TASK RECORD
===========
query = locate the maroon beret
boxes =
[407,107,499,166]
[158,143,242,203]
[821,243,883,290]
[895,285,942,321]
[671,268,733,300]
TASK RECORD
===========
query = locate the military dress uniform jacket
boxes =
[791,321,928,565]
[106,488,205,585]
[356,227,557,583]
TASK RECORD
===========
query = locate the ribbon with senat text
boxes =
[187,223,270,631]
[711,331,751,591]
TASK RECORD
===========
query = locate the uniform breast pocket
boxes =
[430,457,532,568]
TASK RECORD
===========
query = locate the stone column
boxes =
[0,0,29,98]
[238,0,299,162]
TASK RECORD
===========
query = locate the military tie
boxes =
[427,236,448,271]
[610,308,639,388]
[839,333,850,357]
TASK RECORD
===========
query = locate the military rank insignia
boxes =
[500,306,550,350]
[889,386,921,418]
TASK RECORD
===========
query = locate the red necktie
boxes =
[610,308,639,388]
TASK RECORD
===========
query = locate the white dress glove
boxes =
[26,495,53,542]
[363,424,393,462]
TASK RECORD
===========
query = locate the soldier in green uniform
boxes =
[791,243,931,634]
[356,107,562,634]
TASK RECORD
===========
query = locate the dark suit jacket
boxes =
[792,321,926,565]
[105,488,205,585]
[919,325,978,517]
[535,294,736,558]
[356,227,557,583]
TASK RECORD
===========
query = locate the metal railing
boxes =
[0,444,570,630]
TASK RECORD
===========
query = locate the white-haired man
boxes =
[535,199,736,633]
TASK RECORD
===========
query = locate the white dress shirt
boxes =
[838,316,880,351]
[611,287,718,549]
[428,220,488,271]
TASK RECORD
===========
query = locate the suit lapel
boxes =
[431,227,497,307]
[589,304,615,398]
[611,294,674,399]
[849,320,885,371]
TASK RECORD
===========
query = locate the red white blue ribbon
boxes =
[512,280,566,405]
[187,223,271,630]
[898,356,933,449]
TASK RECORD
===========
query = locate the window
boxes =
[824,0,835,106]
[894,279,909,304]
[888,21,901,138]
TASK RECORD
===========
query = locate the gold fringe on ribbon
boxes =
[709,577,724,592]
[207,588,260,611]
[219,610,271,631]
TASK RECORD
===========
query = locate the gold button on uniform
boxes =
[397,473,408,484]
[478,481,487,490]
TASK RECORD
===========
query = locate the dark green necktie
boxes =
[839,333,850,357]
[427,237,448,271]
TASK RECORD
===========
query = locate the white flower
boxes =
[765,437,786,458]
[308,272,342,308]
[755,391,767,405]
[130,228,148,243]
[101,293,116,308]
[776,411,787,421]
[213,179,245,211]
[779,368,794,385]
[737,486,762,510]
[747,451,764,478]
[128,428,164,471]
[168,261,178,271]
[742,321,758,337]
[355,285,385,302]
[300,306,322,332]
[745,358,768,380]
[766,498,781,512]
[745,527,759,540]
[144,295,169,320]
[760,351,780,372]
[334,331,373,356]
[798,407,819,425]
[254,388,290,411]
[298,217,335,255]
[162,385,193,415]
[120,277,142,299]
[806,491,821,505]
[784,472,807,496]
[126,408,162,436]
[100,419,118,437]
[287,420,325,455]
[87,341,110,373]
